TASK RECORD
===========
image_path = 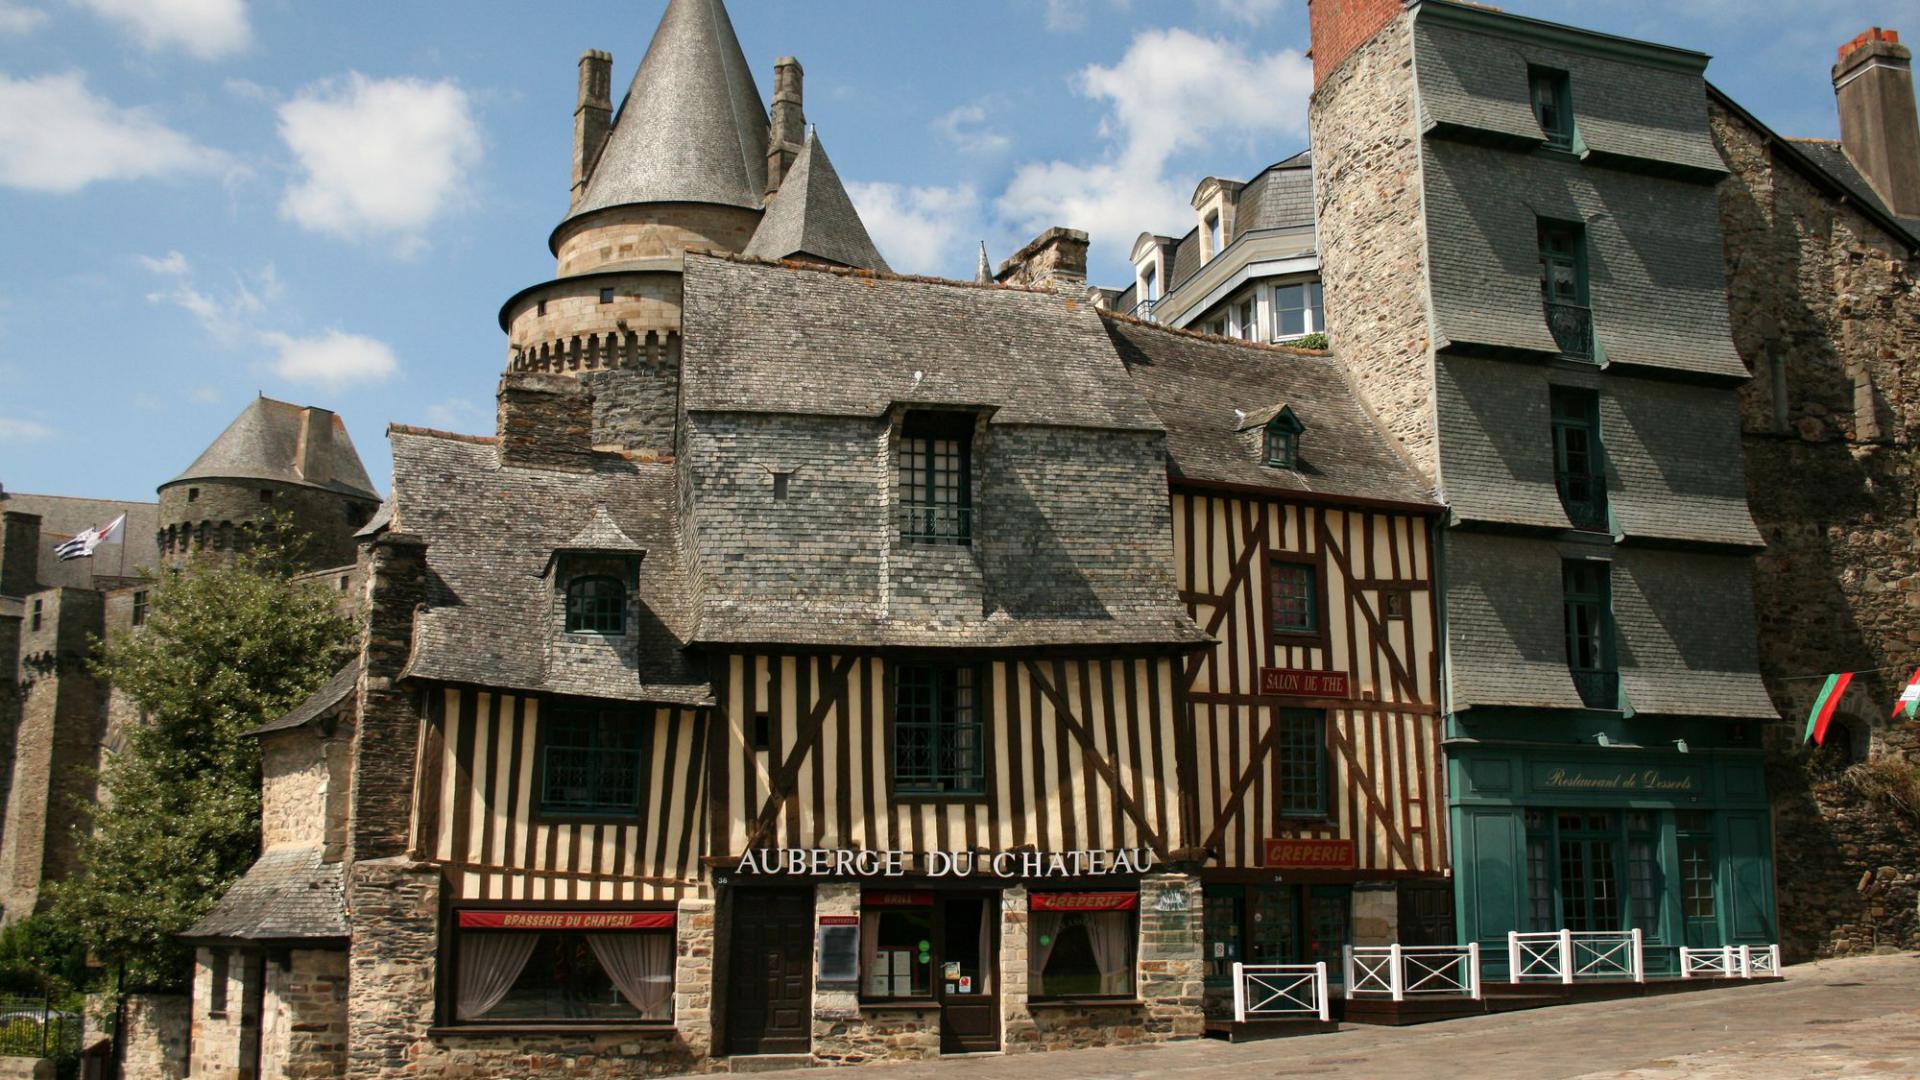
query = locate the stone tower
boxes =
[497,0,889,455]
[156,397,381,571]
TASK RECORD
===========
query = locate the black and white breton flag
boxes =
[54,513,125,561]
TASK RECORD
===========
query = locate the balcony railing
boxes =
[1128,298,1159,323]
[1556,480,1609,532]
[1572,668,1618,710]
[899,502,972,545]
[1544,299,1594,360]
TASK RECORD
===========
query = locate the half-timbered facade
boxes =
[1105,317,1448,1013]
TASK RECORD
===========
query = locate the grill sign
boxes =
[1263,838,1357,870]
[1259,667,1351,698]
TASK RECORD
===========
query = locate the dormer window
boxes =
[1205,212,1222,257]
[1529,66,1574,150]
[565,575,626,635]
[1264,407,1304,469]
[1141,264,1158,303]
[899,412,973,545]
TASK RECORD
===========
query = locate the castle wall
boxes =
[1710,97,1920,958]
[158,479,375,572]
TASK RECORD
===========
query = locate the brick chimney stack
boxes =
[295,406,335,488]
[1307,0,1406,89]
[571,49,614,210]
[994,227,1090,294]
[1834,28,1920,218]
[498,372,594,472]
[766,57,806,197]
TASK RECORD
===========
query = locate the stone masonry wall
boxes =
[261,948,347,1080]
[191,947,262,1080]
[1310,13,1439,482]
[811,883,940,1066]
[261,733,331,851]
[157,479,374,573]
[121,993,190,1080]
[1710,98,1920,958]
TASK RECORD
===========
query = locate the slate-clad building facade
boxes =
[1308,0,1778,972]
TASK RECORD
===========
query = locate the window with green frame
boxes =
[565,575,626,635]
[540,705,643,815]
[1550,387,1607,531]
[1562,560,1617,709]
[1275,709,1327,817]
[892,664,984,795]
[1539,219,1593,360]
[1263,406,1304,469]
[1528,66,1574,149]
[898,412,973,545]
[1268,560,1318,637]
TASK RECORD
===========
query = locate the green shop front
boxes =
[1448,727,1776,977]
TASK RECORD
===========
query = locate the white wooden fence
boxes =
[1680,944,1781,979]
[1343,944,1482,1000]
[1231,962,1331,1022]
[1506,929,1645,984]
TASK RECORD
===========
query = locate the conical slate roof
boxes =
[566,0,770,223]
[741,130,890,272]
[165,396,379,500]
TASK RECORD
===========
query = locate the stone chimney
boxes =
[571,49,614,210]
[994,227,1090,294]
[498,372,594,471]
[1306,0,1406,89]
[1834,28,1920,218]
[1,511,41,598]
[295,406,335,488]
[766,57,805,197]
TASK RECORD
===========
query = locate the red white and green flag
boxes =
[1803,673,1853,745]
[1893,668,1920,721]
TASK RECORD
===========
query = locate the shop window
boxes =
[897,412,972,545]
[539,705,643,816]
[892,664,984,795]
[861,896,933,1000]
[565,575,627,635]
[1029,893,1136,998]
[1551,387,1607,531]
[1276,709,1327,818]
[131,590,148,627]
[1529,65,1575,149]
[1268,558,1319,637]
[449,912,673,1024]
[1562,560,1617,709]
[1271,281,1324,341]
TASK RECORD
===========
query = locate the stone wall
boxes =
[121,993,190,1080]
[1350,883,1399,946]
[157,479,374,572]
[262,732,332,851]
[260,948,348,1080]
[1709,97,1920,957]
[1309,13,1439,481]
[191,946,264,1080]
[811,884,940,1066]
[344,860,438,1079]
[346,533,427,865]
[550,203,762,278]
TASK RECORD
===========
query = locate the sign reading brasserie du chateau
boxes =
[1259,666,1351,698]
[733,847,1157,879]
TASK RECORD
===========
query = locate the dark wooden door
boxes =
[937,895,999,1054]
[726,887,814,1055]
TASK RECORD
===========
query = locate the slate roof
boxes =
[741,130,890,272]
[167,397,380,501]
[0,491,160,591]
[184,847,347,943]
[1103,316,1438,509]
[389,428,709,707]
[1145,152,1315,299]
[1788,139,1920,243]
[565,0,770,224]
[681,255,1166,431]
[252,660,358,736]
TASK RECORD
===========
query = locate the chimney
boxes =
[295,406,335,487]
[1306,0,1406,90]
[1,511,41,598]
[571,49,614,210]
[766,57,805,196]
[497,372,594,471]
[1834,28,1920,218]
[994,227,1090,294]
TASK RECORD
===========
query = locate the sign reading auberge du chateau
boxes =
[732,847,1158,879]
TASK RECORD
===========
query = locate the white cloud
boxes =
[264,330,397,388]
[70,0,249,60]
[846,181,980,276]
[138,250,276,346]
[137,250,190,277]
[996,28,1311,249]
[935,104,1010,156]
[0,417,53,441]
[0,71,220,193]
[277,73,482,254]
[0,2,47,35]
[1197,0,1289,24]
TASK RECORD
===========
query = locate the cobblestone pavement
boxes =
[850,954,1920,1079]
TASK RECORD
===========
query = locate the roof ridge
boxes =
[690,249,1082,298]
[387,423,499,444]
[1097,308,1328,358]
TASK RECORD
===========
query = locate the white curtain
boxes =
[586,933,674,1020]
[1028,912,1064,996]
[456,933,539,1021]
[1084,912,1133,995]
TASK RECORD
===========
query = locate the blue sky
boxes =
[0,0,1912,502]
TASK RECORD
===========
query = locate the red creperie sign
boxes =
[1263,838,1357,870]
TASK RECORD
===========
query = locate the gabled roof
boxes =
[251,659,358,736]
[741,130,891,272]
[1104,315,1439,511]
[165,397,379,501]
[560,504,646,555]
[565,0,771,225]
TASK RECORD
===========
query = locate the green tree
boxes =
[50,527,353,989]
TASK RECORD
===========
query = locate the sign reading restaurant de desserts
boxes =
[1263,838,1357,870]
[733,847,1158,879]
[1259,667,1351,698]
